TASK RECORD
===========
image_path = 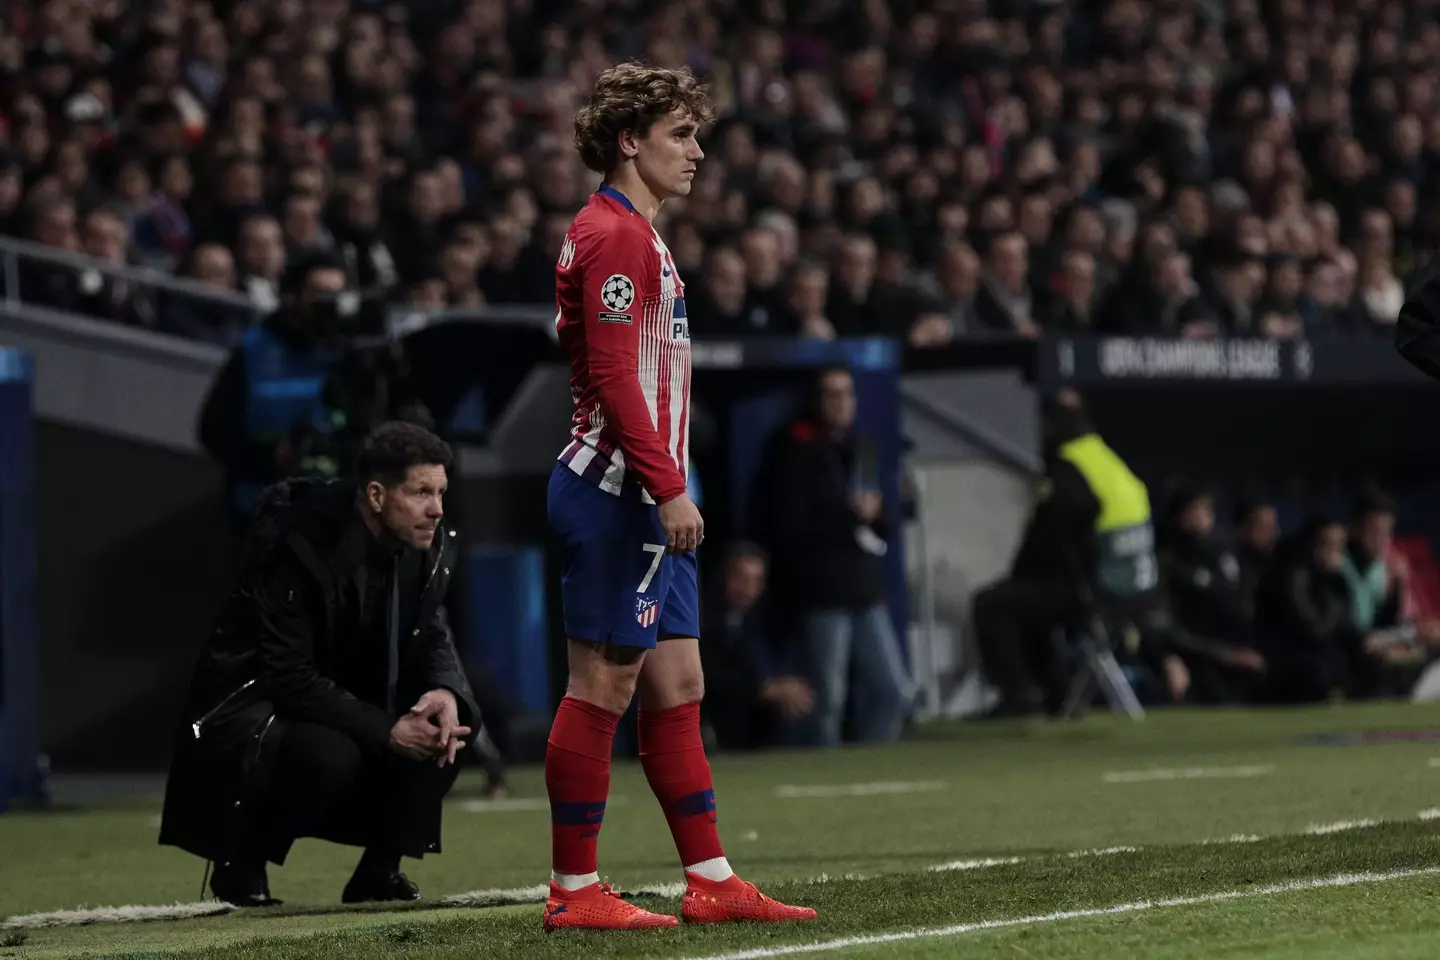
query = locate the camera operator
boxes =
[160,421,480,906]
[972,391,1189,716]
[197,250,350,532]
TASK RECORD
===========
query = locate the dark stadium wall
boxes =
[34,421,232,771]
[1081,384,1440,548]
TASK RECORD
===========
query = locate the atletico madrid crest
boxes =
[636,596,658,627]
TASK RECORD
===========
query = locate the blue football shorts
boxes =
[547,464,700,649]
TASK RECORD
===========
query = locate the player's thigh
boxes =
[658,549,699,640]
[640,552,703,708]
[566,637,646,713]
[639,637,703,709]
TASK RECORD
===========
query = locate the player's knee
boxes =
[567,660,641,715]
[670,671,704,705]
[640,666,704,710]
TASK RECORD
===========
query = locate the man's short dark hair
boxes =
[726,541,768,567]
[1352,488,1397,522]
[357,421,454,488]
[1233,492,1274,524]
[281,249,349,297]
[1041,388,1092,440]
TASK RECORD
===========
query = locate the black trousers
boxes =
[1261,646,1389,704]
[1178,653,1261,705]
[247,721,461,866]
[972,578,1077,712]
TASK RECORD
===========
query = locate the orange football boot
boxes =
[681,873,819,924]
[542,880,679,932]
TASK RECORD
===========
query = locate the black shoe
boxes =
[342,870,421,904]
[210,861,283,907]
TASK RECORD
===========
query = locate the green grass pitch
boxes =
[5,703,1440,958]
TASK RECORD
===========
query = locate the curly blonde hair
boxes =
[573,61,716,175]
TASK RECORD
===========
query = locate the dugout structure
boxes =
[0,347,38,811]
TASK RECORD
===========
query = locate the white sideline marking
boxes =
[775,781,947,799]
[1306,818,1381,835]
[1427,758,1440,768]
[2,901,234,929]
[929,808,1424,877]
[1102,764,1273,784]
[460,796,630,814]
[441,880,684,907]
[929,857,1025,873]
[461,798,549,813]
[441,883,547,907]
[931,846,1140,875]
[801,873,871,885]
[1066,846,1139,859]
[683,867,1440,960]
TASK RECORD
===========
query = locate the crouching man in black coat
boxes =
[160,421,480,907]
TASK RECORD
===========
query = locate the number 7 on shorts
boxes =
[637,543,665,592]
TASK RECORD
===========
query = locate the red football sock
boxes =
[545,695,620,876]
[638,701,726,866]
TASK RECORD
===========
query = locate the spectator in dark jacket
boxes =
[1233,495,1281,622]
[160,423,479,907]
[1159,485,1267,704]
[974,231,1041,337]
[699,543,814,751]
[162,243,255,345]
[758,367,913,747]
[1254,516,1383,703]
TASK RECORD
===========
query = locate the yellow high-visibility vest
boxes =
[1057,434,1151,532]
[1057,434,1157,596]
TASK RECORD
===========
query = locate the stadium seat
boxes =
[1394,536,1440,622]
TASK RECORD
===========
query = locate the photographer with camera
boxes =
[198,251,352,532]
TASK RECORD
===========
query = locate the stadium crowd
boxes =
[0,0,1438,346]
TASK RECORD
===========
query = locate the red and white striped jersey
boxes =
[554,185,691,504]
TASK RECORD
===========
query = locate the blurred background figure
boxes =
[972,391,1188,717]
[1159,485,1268,705]
[197,252,349,534]
[699,543,813,752]
[1254,514,1384,704]
[756,368,914,747]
